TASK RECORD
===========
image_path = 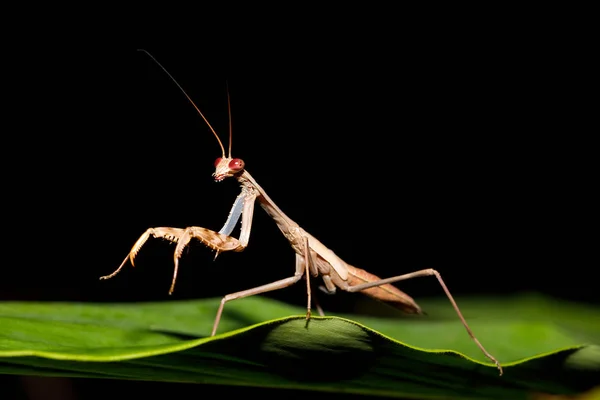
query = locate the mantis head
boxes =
[213,157,245,182]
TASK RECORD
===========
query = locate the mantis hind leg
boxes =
[343,268,503,375]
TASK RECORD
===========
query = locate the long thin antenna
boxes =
[137,49,226,158]
[226,81,233,158]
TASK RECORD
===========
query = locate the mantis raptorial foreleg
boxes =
[100,226,245,293]
[101,190,257,294]
[101,227,185,281]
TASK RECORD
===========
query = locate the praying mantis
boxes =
[101,49,503,375]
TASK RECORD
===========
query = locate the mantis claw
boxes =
[103,226,246,293]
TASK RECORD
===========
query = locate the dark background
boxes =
[3,31,596,399]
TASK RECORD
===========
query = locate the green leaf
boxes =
[0,293,598,399]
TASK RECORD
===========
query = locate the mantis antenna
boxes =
[136,49,227,159]
[226,81,233,159]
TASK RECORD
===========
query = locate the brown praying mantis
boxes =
[101,49,503,375]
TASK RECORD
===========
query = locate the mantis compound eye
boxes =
[229,158,245,171]
[214,157,222,167]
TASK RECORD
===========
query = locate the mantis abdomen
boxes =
[345,265,424,314]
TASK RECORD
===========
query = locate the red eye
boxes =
[214,157,222,167]
[229,158,245,171]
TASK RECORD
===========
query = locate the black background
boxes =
[2,29,596,399]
